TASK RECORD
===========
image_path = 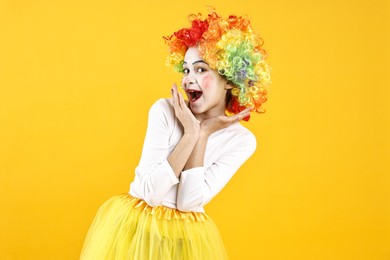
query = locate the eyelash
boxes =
[182,67,207,74]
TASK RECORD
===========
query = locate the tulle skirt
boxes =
[80,193,229,259]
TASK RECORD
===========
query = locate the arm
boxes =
[132,84,200,207]
[183,131,208,170]
[132,99,180,206]
[176,106,253,212]
[167,133,198,177]
[177,132,257,212]
[167,83,200,176]
[183,107,252,170]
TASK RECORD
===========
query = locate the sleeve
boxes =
[176,132,257,212]
[131,98,179,207]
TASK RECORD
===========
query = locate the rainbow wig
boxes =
[163,9,271,121]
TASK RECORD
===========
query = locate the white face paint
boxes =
[181,46,231,120]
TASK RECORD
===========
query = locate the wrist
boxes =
[184,124,200,135]
[183,130,200,139]
[200,128,211,138]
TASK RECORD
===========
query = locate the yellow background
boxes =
[1,0,389,259]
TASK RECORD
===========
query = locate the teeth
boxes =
[186,89,203,102]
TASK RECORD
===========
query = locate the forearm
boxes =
[167,132,199,178]
[183,131,209,170]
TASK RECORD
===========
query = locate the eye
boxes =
[196,67,207,73]
[182,68,189,74]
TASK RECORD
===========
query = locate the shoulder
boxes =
[231,123,257,149]
[223,122,256,142]
[231,124,257,157]
[213,122,257,154]
[146,98,177,129]
[150,98,174,112]
[148,98,176,118]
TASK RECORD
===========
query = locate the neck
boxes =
[193,106,226,122]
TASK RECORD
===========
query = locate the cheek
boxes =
[182,77,188,86]
[201,74,214,89]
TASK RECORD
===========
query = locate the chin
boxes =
[189,102,206,114]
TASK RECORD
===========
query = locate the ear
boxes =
[225,81,234,90]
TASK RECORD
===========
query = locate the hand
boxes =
[171,83,200,135]
[200,107,252,137]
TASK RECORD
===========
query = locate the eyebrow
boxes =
[183,60,209,65]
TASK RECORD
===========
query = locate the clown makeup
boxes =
[181,46,230,121]
[183,60,208,102]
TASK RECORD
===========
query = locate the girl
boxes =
[80,9,271,259]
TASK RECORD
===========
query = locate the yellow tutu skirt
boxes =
[80,193,229,259]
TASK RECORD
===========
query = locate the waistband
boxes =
[119,193,209,222]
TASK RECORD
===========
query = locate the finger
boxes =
[237,108,251,117]
[172,87,182,116]
[236,112,251,122]
[171,83,179,108]
[171,83,178,97]
[229,109,251,123]
[232,108,251,119]
[238,107,252,114]
[177,90,186,109]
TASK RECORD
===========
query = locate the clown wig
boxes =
[163,9,272,121]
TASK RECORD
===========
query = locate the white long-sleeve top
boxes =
[129,98,257,213]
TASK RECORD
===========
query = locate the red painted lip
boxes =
[186,89,203,102]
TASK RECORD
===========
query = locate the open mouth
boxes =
[186,89,203,103]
